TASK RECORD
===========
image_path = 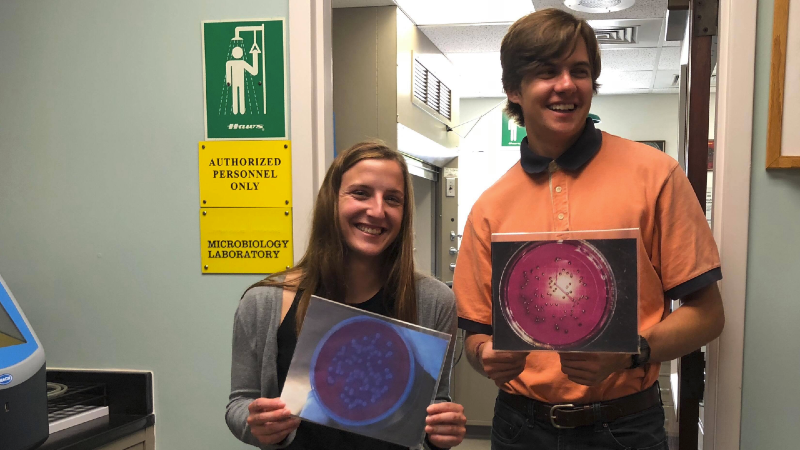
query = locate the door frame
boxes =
[298,0,755,447]
[703,0,757,448]
[289,0,334,262]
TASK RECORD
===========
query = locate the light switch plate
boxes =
[445,178,456,197]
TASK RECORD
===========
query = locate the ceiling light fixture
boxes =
[564,0,635,13]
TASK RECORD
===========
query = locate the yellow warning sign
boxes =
[200,208,293,274]
[199,141,291,207]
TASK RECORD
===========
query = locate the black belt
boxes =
[498,382,662,429]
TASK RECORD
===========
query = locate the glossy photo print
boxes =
[280,296,451,448]
[491,229,639,353]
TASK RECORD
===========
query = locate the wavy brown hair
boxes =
[245,141,418,333]
[501,8,601,127]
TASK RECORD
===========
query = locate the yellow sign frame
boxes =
[200,207,293,274]
[199,141,292,207]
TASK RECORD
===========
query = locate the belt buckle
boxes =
[549,404,576,429]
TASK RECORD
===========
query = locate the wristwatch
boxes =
[630,335,651,369]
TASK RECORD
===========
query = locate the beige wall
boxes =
[589,94,681,160]
[332,7,398,152]
[332,6,459,153]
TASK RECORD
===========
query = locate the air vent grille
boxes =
[594,26,638,45]
[413,60,452,121]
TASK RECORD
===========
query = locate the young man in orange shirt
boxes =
[453,9,725,449]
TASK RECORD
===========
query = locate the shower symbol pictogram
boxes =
[221,25,267,116]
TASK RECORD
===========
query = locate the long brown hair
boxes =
[501,8,601,126]
[246,141,418,333]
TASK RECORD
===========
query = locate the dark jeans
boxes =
[491,391,669,450]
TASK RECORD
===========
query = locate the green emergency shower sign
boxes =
[502,113,527,146]
[202,19,287,140]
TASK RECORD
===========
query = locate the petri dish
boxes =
[310,316,414,426]
[499,240,616,349]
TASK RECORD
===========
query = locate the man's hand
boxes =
[479,338,529,384]
[246,398,301,445]
[558,352,631,386]
[425,402,467,448]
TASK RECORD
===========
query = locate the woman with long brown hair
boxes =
[226,141,466,449]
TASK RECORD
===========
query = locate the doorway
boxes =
[314,0,754,441]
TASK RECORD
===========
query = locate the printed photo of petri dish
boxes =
[281,296,450,448]
[499,240,616,349]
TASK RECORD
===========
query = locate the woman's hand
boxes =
[425,402,467,448]
[246,398,301,445]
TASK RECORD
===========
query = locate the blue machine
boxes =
[0,274,48,450]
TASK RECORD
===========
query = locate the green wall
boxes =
[740,0,800,447]
[0,1,287,448]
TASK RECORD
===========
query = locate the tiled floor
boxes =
[458,438,491,450]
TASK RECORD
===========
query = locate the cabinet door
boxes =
[96,426,154,450]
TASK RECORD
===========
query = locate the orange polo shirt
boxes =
[453,120,722,404]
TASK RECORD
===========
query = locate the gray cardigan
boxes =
[226,275,458,449]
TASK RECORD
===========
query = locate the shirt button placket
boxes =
[552,168,569,231]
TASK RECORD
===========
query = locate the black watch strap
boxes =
[630,335,651,369]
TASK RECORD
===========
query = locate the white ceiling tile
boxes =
[447,52,503,70]
[653,69,680,88]
[597,88,652,95]
[332,0,396,7]
[396,0,534,25]
[651,88,680,94]
[420,24,510,54]
[531,0,667,20]
[600,48,658,72]
[597,70,653,90]
[657,47,681,70]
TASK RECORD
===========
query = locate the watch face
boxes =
[499,240,616,349]
[310,316,415,426]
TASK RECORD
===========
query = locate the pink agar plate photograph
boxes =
[491,230,639,353]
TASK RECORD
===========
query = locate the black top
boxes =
[276,289,394,392]
[275,290,407,450]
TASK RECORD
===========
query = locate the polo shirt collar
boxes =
[519,118,603,174]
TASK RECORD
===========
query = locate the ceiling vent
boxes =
[565,0,636,13]
[413,59,452,121]
[594,26,638,44]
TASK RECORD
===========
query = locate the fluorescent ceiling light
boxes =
[396,0,534,25]
[564,0,635,14]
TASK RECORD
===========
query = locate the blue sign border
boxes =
[0,282,39,368]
